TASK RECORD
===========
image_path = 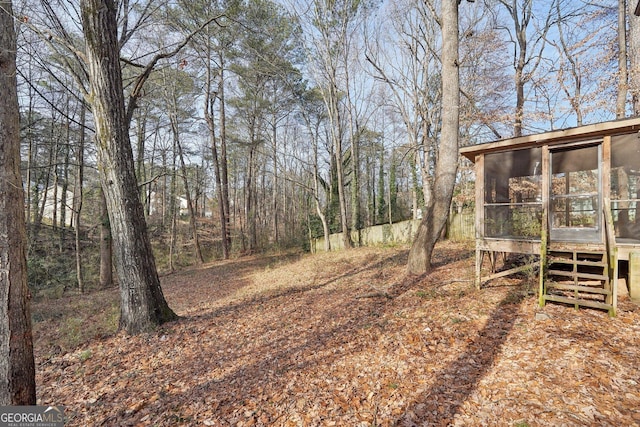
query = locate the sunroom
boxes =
[460,117,640,315]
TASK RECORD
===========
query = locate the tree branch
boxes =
[125,14,226,126]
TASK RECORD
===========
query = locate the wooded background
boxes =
[13,0,639,290]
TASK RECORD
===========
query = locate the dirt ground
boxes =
[32,241,640,426]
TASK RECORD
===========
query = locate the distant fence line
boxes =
[310,209,474,252]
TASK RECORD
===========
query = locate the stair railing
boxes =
[538,206,548,308]
[603,197,618,317]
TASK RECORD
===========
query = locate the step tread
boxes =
[548,259,607,267]
[548,250,607,255]
[547,270,610,281]
[543,294,612,311]
[546,283,611,295]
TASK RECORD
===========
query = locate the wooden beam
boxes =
[481,261,540,284]
[477,238,541,254]
[474,154,485,290]
[539,223,547,308]
[543,294,612,311]
[460,117,640,162]
[475,154,485,239]
[476,250,484,290]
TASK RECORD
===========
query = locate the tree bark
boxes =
[81,0,177,334]
[0,0,37,404]
[630,0,640,115]
[99,188,113,288]
[617,0,628,119]
[75,104,86,293]
[407,0,459,275]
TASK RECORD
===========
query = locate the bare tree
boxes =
[295,0,373,249]
[300,88,332,250]
[0,0,36,404]
[617,0,629,118]
[494,0,552,136]
[407,0,460,275]
[160,66,204,264]
[80,0,178,333]
[365,0,443,216]
[74,102,86,292]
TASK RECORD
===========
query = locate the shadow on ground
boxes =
[395,283,527,426]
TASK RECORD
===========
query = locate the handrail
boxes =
[538,205,548,308]
[602,197,618,316]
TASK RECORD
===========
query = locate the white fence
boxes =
[311,211,474,252]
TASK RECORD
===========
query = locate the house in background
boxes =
[460,117,640,316]
[147,191,189,217]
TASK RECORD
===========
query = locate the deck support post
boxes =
[539,224,547,308]
[475,249,484,290]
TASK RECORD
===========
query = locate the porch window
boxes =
[611,133,640,242]
[484,148,542,239]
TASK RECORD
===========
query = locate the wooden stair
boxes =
[542,249,615,314]
[538,200,619,316]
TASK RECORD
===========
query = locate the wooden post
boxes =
[539,220,547,308]
[475,154,485,290]
[539,146,550,308]
[475,250,484,290]
[629,252,640,301]
[603,197,617,317]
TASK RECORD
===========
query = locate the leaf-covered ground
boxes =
[33,242,640,426]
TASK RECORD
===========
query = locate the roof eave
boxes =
[460,117,640,162]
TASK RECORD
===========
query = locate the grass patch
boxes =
[33,290,120,353]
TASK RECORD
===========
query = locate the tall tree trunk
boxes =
[168,196,177,273]
[0,0,36,404]
[59,116,71,252]
[99,189,113,288]
[630,0,640,115]
[81,0,177,334]
[345,67,361,236]
[204,54,230,259]
[219,64,232,256]
[329,81,352,249]
[514,17,527,137]
[168,139,178,273]
[335,133,352,248]
[617,0,628,119]
[246,142,257,252]
[407,0,459,275]
[135,107,147,189]
[411,152,420,220]
[554,0,583,126]
[207,112,229,258]
[314,143,330,252]
[75,105,86,293]
[25,74,35,226]
[271,119,279,245]
[173,122,204,264]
